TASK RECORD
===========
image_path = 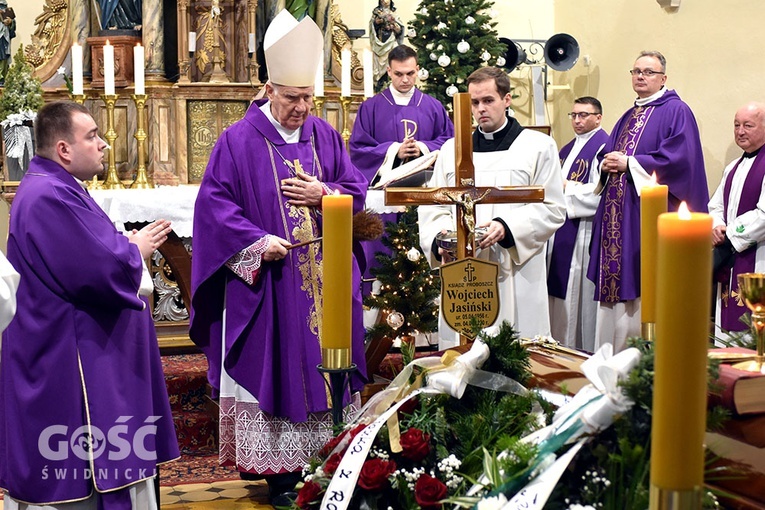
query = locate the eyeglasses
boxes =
[629,69,665,77]
[567,112,600,119]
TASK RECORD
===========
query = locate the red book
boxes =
[709,348,765,416]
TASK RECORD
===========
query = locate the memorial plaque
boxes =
[440,257,499,339]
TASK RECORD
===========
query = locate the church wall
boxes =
[552,0,762,193]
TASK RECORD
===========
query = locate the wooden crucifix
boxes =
[385,92,545,343]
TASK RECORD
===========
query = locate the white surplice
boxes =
[548,128,605,351]
[419,129,566,349]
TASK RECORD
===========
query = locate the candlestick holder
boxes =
[317,363,357,426]
[69,94,87,105]
[649,485,702,510]
[130,94,153,189]
[100,94,125,189]
[733,273,765,373]
[340,96,352,149]
[312,95,325,120]
[642,322,655,342]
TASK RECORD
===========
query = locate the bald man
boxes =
[710,101,765,336]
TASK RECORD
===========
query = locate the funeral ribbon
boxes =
[1,111,36,164]
[320,339,529,510]
[479,344,642,510]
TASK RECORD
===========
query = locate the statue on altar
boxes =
[98,0,142,31]
[369,0,403,88]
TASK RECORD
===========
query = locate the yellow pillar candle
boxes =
[321,194,353,368]
[640,175,668,325]
[650,203,712,507]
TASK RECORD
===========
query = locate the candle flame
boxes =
[678,201,691,219]
[105,40,111,46]
[650,172,658,185]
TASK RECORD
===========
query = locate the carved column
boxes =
[177,0,192,84]
[143,0,166,80]
[247,0,260,84]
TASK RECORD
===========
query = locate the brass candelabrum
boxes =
[100,94,125,190]
[734,273,765,373]
[130,94,153,189]
[312,95,325,121]
[340,96,352,149]
[69,94,87,105]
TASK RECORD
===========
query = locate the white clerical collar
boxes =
[261,101,301,143]
[74,176,88,190]
[389,85,415,106]
[478,117,509,140]
[575,126,603,142]
[635,87,667,107]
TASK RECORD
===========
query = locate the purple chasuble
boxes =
[548,129,609,298]
[349,88,454,183]
[587,90,708,302]
[719,151,765,331]
[190,100,369,423]
[0,157,179,504]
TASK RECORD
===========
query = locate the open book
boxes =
[370,150,439,190]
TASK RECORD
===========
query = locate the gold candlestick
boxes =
[130,94,153,189]
[642,322,655,342]
[313,95,325,120]
[100,94,125,190]
[340,96,352,150]
[734,272,765,373]
[69,94,87,105]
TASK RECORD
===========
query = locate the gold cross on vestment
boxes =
[385,93,545,261]
[293,159,304,174]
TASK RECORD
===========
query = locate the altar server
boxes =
[418,66,566,349]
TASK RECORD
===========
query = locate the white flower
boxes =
[57,66,66,76]
[477,494,508,510]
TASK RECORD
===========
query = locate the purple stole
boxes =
[594,105,654,302]
[719,150,765,330]
[548,132,606,298]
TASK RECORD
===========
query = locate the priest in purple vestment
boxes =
[587,51,709,352]
[710,102,765,336]
[350,44,453,306]
[189,10,368,507]
[548,96,608,351]
[0,101,179,508]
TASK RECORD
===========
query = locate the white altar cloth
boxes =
[90,186,199,238]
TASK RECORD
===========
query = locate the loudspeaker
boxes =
[498,37,526,72]
[543,33,579,71]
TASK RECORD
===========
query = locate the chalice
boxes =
[734,272,765,373]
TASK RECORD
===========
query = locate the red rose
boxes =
[398,396,419,416]
[358,458,397,491]
[348,423,367,439]
[318,434,344,458]
[400,428,431,462]
[414,474,448,509]
[295,480,323,509]
[324,452,343,475]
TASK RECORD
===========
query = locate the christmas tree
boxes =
[407,0,507,110]
[364,207,440,342]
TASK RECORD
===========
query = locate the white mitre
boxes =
[264,10,323,87]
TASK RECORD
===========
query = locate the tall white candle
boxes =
[314,59,324,97]
[188,32,197,53]
[341,48,351,97]
[103,41,115,95]
[133,43,145,95]
[71,43,83,95]
[248,33,255,54]
[363,48,373,98]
